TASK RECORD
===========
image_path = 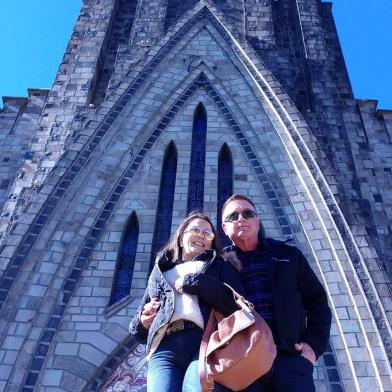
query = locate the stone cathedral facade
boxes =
[1,0,392,390]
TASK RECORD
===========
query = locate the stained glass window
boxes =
[217,143,233,246]
[98,344,147,391]
[187,103,207,214]
[150,142,177,267]
[110,212,139,305]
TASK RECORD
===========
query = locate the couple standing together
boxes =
[129,195,332,391]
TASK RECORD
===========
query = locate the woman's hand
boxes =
[175,277,184,294]
[140,298,161,329]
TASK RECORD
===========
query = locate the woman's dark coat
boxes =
[129,249,244,354]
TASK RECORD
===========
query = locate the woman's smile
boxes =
[181,218,213,260]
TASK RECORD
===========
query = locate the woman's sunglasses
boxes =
[224,209,257,223]
[184,227,215,241]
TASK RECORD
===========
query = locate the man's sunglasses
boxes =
[184,227,215,241]
[224,209,257,223]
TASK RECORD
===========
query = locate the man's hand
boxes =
[140,298,160,329]
[294,342,316,365]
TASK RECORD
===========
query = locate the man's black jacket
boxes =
[223,238,332,359]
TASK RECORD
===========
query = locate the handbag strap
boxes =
[223,282,254,311]
[199,310,218,392]
[198,285,256,391]
[199,285,249,391]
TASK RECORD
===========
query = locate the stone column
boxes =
[108,0,168,90]
[0,0,118,243]
[295,0,327,60]
[25,0,117,182]
[245,0,275,45]
[213,0,246,35]
[129,0,168,49]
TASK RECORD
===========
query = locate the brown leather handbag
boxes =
[199,285,277,391]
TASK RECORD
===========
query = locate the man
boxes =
[221,194,331,391]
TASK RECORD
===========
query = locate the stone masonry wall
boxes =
[318,2,392,281]
[0,91,48,224]
[0,0,117,245]
[164,0,198,31]
[356,101,392,271]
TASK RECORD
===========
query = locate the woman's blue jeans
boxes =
[147,326,203,392]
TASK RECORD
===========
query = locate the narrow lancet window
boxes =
[110,212,139,305]
[217,143,233,246]
[150,142,178,267]
[187,103,207,214]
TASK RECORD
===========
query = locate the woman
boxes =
[129,212,243,392]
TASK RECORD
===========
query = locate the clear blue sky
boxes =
[0,0,391,109]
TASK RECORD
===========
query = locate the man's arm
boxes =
[297,249,332,359]
[180,259,245,316]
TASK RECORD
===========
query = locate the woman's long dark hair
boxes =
[157,212,222,263]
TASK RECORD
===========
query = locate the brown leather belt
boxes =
[165,319,198,335]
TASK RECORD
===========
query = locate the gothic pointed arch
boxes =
[150,141,178,267]
[217,143,233,246]
[109,211,139,305]
[187,103,207,214]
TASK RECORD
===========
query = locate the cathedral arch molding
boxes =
[74,72,351,391]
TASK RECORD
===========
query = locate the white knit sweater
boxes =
[163,260,205,329]
[148,260,205,358]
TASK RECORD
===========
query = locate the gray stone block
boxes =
[41,369,63,386]
[53,356,94,380]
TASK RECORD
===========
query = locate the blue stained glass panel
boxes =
[187,103,207,214]
[217,144,233,246]
[110,212,139,305]
[150,142,177,267]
